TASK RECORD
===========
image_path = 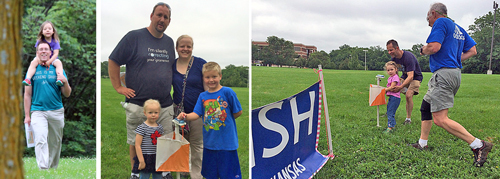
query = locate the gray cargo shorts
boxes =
[423,68,461,113]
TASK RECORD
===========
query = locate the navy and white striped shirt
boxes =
[135,122,164,154]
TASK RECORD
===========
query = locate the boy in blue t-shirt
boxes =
[177,61,243,179]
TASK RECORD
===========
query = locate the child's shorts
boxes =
[201,149,241,179]
[132,154,160,174]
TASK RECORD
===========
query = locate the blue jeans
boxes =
[387,95,400,128]
[140,172,162,179]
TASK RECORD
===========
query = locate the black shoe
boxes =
[162,173,174,179]
[403,119,411,125]
[472,140,493,167]
[130,175,139,179]
[408,143,428,150]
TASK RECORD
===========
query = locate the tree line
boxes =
[253,9,499,74]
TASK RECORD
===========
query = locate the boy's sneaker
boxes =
[403,119,411,125]
[56,80,64,86]
[129,175,139,179]
[471,140,493,167]
[22,79,31,86]
[162,173,174,179]
[408,143,429,150]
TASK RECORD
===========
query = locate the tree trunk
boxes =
[0,0,25,178]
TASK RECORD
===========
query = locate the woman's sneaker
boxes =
[22,79,31,86]
[472,140,493,167]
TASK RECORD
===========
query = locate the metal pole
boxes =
[318,65,335,157]
[488,1,498,75]
[376,77,380,127]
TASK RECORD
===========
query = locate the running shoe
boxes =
[472,140,493,167]
[408,143,429,150]
[56,80,64,86]
[22,79,31,86]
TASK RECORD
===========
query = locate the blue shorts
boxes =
[201,149,241,179]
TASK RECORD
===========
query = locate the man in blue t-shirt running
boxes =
[409,3,493,167]
[24,41,72,169]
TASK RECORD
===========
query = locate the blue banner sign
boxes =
[252,82,329,179]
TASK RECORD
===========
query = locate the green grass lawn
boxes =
[252,66,500,178]
[100,78,249,179]
[23,157,96,178]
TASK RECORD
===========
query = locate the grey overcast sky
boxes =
[252,0,495,51]
[100,0,250,68]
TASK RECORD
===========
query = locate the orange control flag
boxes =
[156,126,191,172]
[369,84,386,106]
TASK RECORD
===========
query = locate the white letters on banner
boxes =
[291,91,315,144]
[258,101,289,158]
[258,92,315,158]
[271,158,306,179]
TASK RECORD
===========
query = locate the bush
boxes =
[221,65,248,87]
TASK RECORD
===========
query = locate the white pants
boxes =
[31,108,65,169]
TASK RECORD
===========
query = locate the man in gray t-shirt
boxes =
[107,3,175,179]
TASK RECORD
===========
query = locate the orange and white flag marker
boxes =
[369,75,386,127]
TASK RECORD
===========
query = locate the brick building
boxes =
[252,41,317,60]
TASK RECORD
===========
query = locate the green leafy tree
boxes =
[407,44,430,72]
[329,44,351,69]
[261,36,295,66]
[294,56,308,68]
[101,61,109,78]
[22,0,96,157]
[465,9,500,74]
[330,45,363,70]
[221,65,248,87]
[252,44,262,64]
[367,46,391,71]
[307,50,329,68]
[324,61,337,69]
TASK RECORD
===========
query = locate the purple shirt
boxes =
[35,39,61,59]
[386,74,401,98]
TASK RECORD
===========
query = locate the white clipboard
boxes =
[25,123,35,148]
